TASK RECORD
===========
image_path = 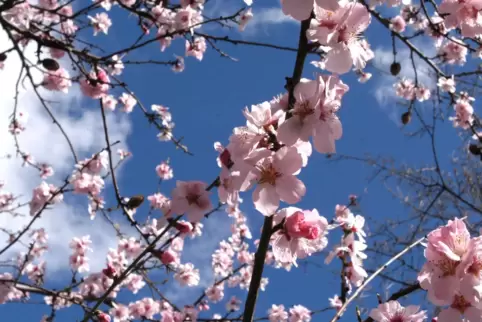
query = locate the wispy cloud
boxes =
[370,41,437,124]
[0,27,132,275]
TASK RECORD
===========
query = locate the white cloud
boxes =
[0,26,132,275]
[370,41,437,123]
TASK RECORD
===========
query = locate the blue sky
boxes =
[0,0,475,321]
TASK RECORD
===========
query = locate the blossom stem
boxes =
[242,216,273,322]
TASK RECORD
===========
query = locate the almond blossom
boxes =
[270,207,328,265]
[307,2,373,74]
[369,301,427,322]
[171,181,212,221]
[248,147,306,216]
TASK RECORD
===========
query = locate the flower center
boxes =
[451,295,471,314]
[258,164,281,185]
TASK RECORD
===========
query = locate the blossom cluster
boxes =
[418,218,482,322]
[325,201,368,294]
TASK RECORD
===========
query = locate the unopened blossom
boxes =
[156,162,173,180]
[42,68,71,93]
[239,8,253,31]
[171,181,212,222]
[271,207,329,265]
[289,305,311,322]
[390,15,406,33]
[250,147,306,216]
[437,76,456,93]
[119,93,136,113]
[369,301,427,322]
[268,304,289,322]
[186,37,207,61]
[88,12,112,35]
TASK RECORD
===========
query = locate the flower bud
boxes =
[125,195,144,209]
[401,111,411,125]
[174,221,193,233]
[102,264,117,279]
[469,144,481,155]
[41,58,60,71]
[153,249,176,265]
[0,52,7,62]
[390,62,401,76]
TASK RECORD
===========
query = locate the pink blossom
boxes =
[437,76,456,93]
[239,8,253,31]
[175,6,202,31]
[289,305,311,322]
[418,218,471,305]
[226,296,242,312]
[174,263,200,287]
[307,3,373,74]
[205,283,224,303]
[119,93,136,113]
[186,37,207,61]
[88,12,112,35]
[281,0,340,21]
[369,301,427,322]
[390,15,406,33]
[102,95,118,111]
[80,68,110,99]
[451,98,474,129]
[277,78,323,147]
[29,182,63,216]
[249,147,306,216]
[110,304,130,322]
[156,162,173,180]
[171,181,212,222]
[437,294,482,322]
[271,207,328,265]
[415,86,431,102]
[42,68,71,93]
[125,273,145,294]
[329,295,343,311]
[439,39,468,65]
[268,304,289,322]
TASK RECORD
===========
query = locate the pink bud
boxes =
[175,221,193,233]
[102,264,116,279]
[97,312,111,322]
